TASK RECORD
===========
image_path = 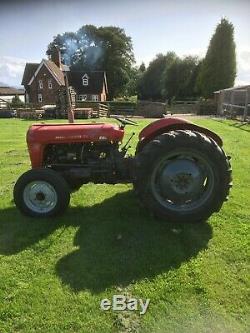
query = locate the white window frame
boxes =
[38,93,43,103]
[78,94,87,101]
[48,79,53,89]
[92,94,99,101]
[38,80,43,89]
[82,74,89,86]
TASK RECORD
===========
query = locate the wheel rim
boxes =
[151,149,215,212]
[23,181,58,213]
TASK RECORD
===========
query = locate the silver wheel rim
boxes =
[23,181,58,213]
[151,149,215,212]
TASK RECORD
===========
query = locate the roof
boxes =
[43,60,65,85]
[28,59,65,86]
[0,86,25,96]
[68,71,108,94]
[21,63,39,86]
[22,60,65,86]
[214,84,250,93]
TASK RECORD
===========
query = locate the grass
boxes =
[0,117,249,333]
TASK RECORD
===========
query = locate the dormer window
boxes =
[39,80,43,89]
[82,74,89,86]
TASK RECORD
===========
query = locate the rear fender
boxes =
[137,117,223,152]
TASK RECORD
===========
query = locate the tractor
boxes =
[14,116,232,223]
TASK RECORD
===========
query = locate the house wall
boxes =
[76,94,102,102]
[27,64,61,106]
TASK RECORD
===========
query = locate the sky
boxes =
[0,0,249,87]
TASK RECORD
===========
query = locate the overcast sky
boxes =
[0,0,249,87]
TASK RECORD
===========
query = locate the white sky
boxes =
[0,0,249,87]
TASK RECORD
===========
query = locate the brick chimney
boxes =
[50,45,62,69]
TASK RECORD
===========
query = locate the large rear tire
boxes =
[134,130,232,223]
[14,168,70,218]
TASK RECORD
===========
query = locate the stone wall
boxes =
[136,101,166,118]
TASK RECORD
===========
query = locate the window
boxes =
[48,79,53,89]
[92,95,99,101]
[82,74,89,86]
[38,93,43,103]
[38,80,43,89]
[78,94,87,101]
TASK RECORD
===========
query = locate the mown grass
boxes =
[0,117,249,333]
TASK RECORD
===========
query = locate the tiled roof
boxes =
[0,86,25,96]
[22,60,65,86]
[68,71,107,94]
[44,60,65,85]
[21,63,39,86]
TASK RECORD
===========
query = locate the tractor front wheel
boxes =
[134,130,232,223]
[14,168,70,218]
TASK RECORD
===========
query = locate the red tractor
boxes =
[14,117,232,223]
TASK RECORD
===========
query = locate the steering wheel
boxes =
[112,116,138,127]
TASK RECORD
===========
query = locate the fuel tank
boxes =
[27,123,124,168]
[27,123,124,144]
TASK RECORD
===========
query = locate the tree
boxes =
[163,55,200,100]
[47,25,135,99]
[137,52,177,101]
[196,18,236,98]
[139,62,146,72]
[9,95,24,108]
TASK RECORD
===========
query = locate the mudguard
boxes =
[137,117,223,152]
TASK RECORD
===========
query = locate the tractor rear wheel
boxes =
[134,130,232,223]
[14,168,70,218]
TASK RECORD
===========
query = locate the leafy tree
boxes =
[139,62,146,72]
[47,25,135,99]
[164,56,200,100]
[9,95,24,108]
[137,52,177,101]
[196,18,236,98]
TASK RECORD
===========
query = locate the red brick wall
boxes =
[27,64,62,106]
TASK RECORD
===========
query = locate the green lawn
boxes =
[0,117,249,333]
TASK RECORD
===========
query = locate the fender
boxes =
[137,117,223,152]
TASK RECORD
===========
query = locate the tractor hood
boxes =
[27,123,124,145]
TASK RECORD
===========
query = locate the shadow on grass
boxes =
[214,118,250,132]
[0,206,65,255]
[56,191,212,293]
[229,121,250,132]
[0,190,212,293]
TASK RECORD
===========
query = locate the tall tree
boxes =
[163,55,200,100]
[197,18,236,97]
[47,25,135,99]
[138,53,177,101]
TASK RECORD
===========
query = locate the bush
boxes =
[9,95,25,108]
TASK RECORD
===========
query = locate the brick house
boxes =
[68,71,108,102]
[22,48,108,106]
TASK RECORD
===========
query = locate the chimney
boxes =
[50,45,62,69]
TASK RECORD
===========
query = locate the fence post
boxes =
[243,89,249,122]
[230,90,235,118]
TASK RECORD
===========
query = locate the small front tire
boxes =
[14,168,70,218]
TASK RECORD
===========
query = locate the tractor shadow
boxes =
[55,191,213,293]
[0,191,212,293]
[0,206,66,255]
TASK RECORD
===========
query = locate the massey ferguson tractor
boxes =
[14,117,232,223]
